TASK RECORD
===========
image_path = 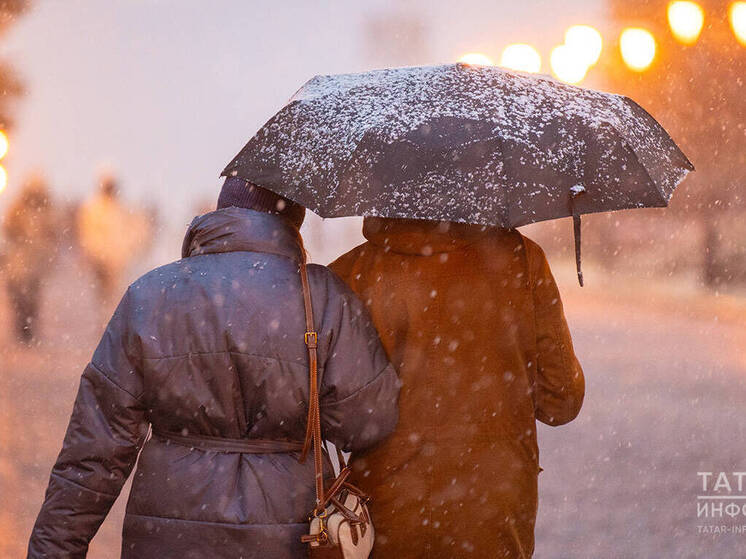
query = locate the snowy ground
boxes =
[1,247,745,558]
[535,268,746,558]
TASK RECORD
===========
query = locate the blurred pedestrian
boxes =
[331,217,585,558]
[28,177,399,558]
[76,173,151,306]
[1,174,58,343]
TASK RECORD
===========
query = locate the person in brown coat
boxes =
[330,217,585,558]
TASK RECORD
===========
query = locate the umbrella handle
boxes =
[569,185,585,287]
[573,213,583,287]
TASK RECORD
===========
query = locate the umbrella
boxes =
[222,63,693,285]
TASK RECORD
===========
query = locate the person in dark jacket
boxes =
[2,175,58,343]
[330,217,584,558]
[27,177,400,559]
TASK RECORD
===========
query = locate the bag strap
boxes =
[298,254,325,512]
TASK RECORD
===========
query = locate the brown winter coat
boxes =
[28,208,400,559]
[330,217,585,558]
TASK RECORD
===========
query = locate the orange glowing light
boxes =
[458,53,494,66]
[499,44,541,73]
[550,45,589,84]
[0,131,8,160]
[564,25,603,66]
[731,2,746,46]
[668,1,705,45]
[0,165,7,194]
[620,28,657,71]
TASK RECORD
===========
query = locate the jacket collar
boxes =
[182,207,304,262]
[362,217,493,255]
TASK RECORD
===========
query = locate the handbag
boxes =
[298,256,375,558]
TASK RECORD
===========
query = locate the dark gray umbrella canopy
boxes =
[223,63,691,224]
[222,64,693,283]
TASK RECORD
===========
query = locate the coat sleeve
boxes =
[315,268,400,454]
[525,238,585,426]
[27,289,149,558]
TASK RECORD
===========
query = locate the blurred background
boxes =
[0,1,744,557]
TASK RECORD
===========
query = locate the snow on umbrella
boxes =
[222,63,694,285]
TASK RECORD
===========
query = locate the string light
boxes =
[620,28,657,71]
[499,44,542,73]
[565,25,603,66]
[668,1,705,45]
[458,53,494,66]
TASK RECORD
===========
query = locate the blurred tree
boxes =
[603,0,745,286]
[0,0,28,131]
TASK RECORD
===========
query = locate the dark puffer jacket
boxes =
[27,208,400,559]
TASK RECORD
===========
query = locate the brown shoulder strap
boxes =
[298,256,325,510]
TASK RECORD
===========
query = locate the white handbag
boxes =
[306,469,374,558]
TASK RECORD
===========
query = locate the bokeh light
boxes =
[0,165,7,194]
[0,131,8,160]
[458,52,494,66]
[668,1,705,45]
[550,45,589,84]
[731,2,746,46]
[499,43,542,73]
[565,25,603,66]
[620,28,657,71]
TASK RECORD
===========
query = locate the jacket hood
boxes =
[182,207,304,261]
[362,217,494,256]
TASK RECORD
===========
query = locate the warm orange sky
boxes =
[0,0,605,221]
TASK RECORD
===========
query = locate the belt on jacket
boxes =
[151,428,304,454]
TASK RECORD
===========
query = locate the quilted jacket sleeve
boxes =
[525,238,585,426]
[27,289,149,558]
[314,267,400,454]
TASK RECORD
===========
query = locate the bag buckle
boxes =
[304,331,318,347]
[314,507,329,545]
